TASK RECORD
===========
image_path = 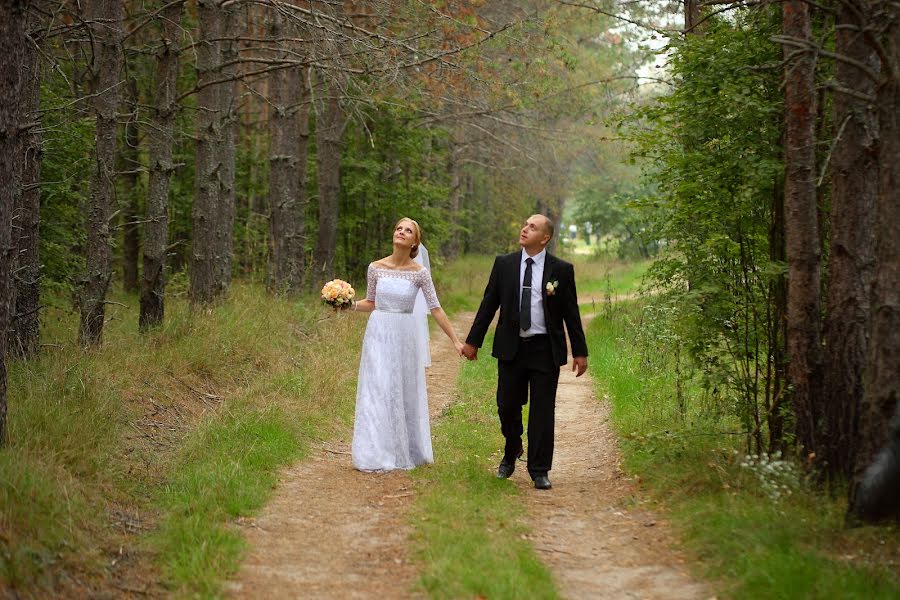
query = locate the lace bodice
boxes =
[366,265,440,313]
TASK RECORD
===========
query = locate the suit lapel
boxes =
[542,253,555,299]
[542,253,556,321]
[513,250,522,283]
[511,251,523,315]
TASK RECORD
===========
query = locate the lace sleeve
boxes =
[366,264,377,301]
[417,269,441,310]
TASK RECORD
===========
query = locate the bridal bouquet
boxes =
[321,278,355,310]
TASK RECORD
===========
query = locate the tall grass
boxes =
[588,303,900,599]
[1,284,363,597]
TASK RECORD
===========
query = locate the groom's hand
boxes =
[572,356,588,377]
[461,343,479,361]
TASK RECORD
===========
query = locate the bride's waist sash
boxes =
[375,306,413,314]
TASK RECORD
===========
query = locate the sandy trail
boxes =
[509,360,712,599]
[521,307,710,598]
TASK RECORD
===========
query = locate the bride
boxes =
[350,218,464,471]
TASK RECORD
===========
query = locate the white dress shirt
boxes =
[520,248,547,337]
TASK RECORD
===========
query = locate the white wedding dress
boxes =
[413,244,432,367]
[351,264,441,471]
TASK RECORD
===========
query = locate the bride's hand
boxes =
[454,340,465,356]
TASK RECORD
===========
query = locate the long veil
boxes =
[413,244,432,367]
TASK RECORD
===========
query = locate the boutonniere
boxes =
[545,280,559,296]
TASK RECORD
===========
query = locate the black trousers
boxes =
[496,335,560,478]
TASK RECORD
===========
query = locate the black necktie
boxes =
[520,257,534,331]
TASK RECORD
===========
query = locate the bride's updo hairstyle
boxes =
[396,217,423,259]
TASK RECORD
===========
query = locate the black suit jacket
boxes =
[466,251,588,367]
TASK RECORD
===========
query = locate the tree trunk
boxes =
[13,16,42,359]
[296,72,310,279]
[217,5,240,293]
[821,4,879,480]
[79,0,124,346]
[782,0,822,460]
[190,0,223,304]
[140,1,182,330]
[312,75,346,286]
[121,77,141,293]
[0,0,27,444]
[684,0,702,34]
[267,10,307,292]
[849,11,899,522]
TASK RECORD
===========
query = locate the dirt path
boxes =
[227,311,710,599]
[225,319,467,599]
[507,316,712,600]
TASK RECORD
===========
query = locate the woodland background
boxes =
[0,0,897,597]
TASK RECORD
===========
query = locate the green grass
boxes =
[587,303,900,599]
[0,453,92,590]
[1,284,363,597]
[410,333,559,599]
[151,406,298,596]
[573,257,652,297]
[433,254,496,314]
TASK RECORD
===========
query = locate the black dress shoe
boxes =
[497,460,516,479]
[497,442,524,479]
[533,475,552,490]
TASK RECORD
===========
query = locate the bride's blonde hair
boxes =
[395,217,422,259]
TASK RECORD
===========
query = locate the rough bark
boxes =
[296,72,310,273]
[190,0,224,304]
[849,6,899,522]
[782,0,822,460]
[267,10,306,292]
[121,77,141,293]
[217,5,240,293]
[79,0,124,346]
[312,75,346,285]
[13,16,42,359]
[140,1,182,330]
[821,3,879,480]
[0,0,27,444]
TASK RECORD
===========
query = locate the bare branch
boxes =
[772,34,882,82]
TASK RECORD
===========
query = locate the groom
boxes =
[462,214,588,490]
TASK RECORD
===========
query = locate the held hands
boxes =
[453,340,465,357]
[461,343,478,361]
[572,356,588,377]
